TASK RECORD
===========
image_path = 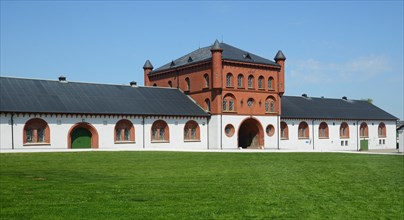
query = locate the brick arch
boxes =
[378,122,386,138]
[67,122,99,149]
[237,73,244,88]
[203,73,209,88]
[184,120,200,141]
[237,117,264,149]
[265,95,277,113]
[151,119,169,142]
[223,93,237,112]
[23,118,50,144]
[280,121,289,139]
[340,122,349,138]
[319,122,329,138]
[248,75,255,88]
[114,119,135,142]
[268,77,274,90]
[258,75,265,89]
[298,121,309,139]
[185,77,190,91]
[226,72,234,87]
[360,122,369,138]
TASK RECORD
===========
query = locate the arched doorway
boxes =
[68,123,99,149]
[238,117,264,149]
[71,127,92,148]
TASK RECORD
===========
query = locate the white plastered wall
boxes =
[219,115,279,150]
[0,113,208,151]
[279,119,397,151]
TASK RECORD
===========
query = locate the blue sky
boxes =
[1,1,403,120]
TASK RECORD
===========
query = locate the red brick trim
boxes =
[67,122,99,149]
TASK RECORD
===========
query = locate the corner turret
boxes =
[274,50,286,96]
[210,40,223,89]
[143,60,153,86]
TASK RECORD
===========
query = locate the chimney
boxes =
[342,96,347,100]
[58,75,67,83]
[302,93,308,98]
[130,81,137,87]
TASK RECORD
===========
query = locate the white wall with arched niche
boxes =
[0,113,208,150]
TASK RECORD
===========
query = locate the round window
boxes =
[247,98,254,107]
[266,124,275,137]
[224,124,235,137]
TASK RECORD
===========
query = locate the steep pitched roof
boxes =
[0,77,209,117]
[281,96,397,120]
[151,42,279,73]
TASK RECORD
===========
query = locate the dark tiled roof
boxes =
[151,42,280,73]
[281,96,397,120]
[0,77,209,117]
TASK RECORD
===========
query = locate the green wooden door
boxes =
[71,127,92,148]
[360,140,368,151]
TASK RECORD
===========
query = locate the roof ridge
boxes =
[0,76,151,88]
[283,95,364,102]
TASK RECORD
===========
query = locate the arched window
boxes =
[280,121,289,139]
[185,77,190,91]
[360,122,368,138]
[153,83,157,87]
[298,121,309,139]
[237,74,244,88]
[115,119,135,143]
[340,122,349,138]
[226,73,233,87]
[205,99,211,112]
[223,94,236,112]
[268,77,274,90]
[378,122,386,138]
[265,96,276,113]
[168,81,172,88]
[184,120,200,141]
[23,118,50,144]
[248,75,254,88]
[151,120,169,142]
[258,76,264,89]
[204,74,209,88]
[319,122,329,138]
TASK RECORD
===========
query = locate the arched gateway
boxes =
[68,123,99,149]
[238,118,264,149]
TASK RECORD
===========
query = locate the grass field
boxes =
[0,152,403,219]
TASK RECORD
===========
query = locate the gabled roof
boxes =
[281,96,397,120]
[151,42,280,73]
[0,77,209,117]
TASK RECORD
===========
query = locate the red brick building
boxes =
[144,40,286,148]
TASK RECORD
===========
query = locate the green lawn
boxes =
[0,152,403,219]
